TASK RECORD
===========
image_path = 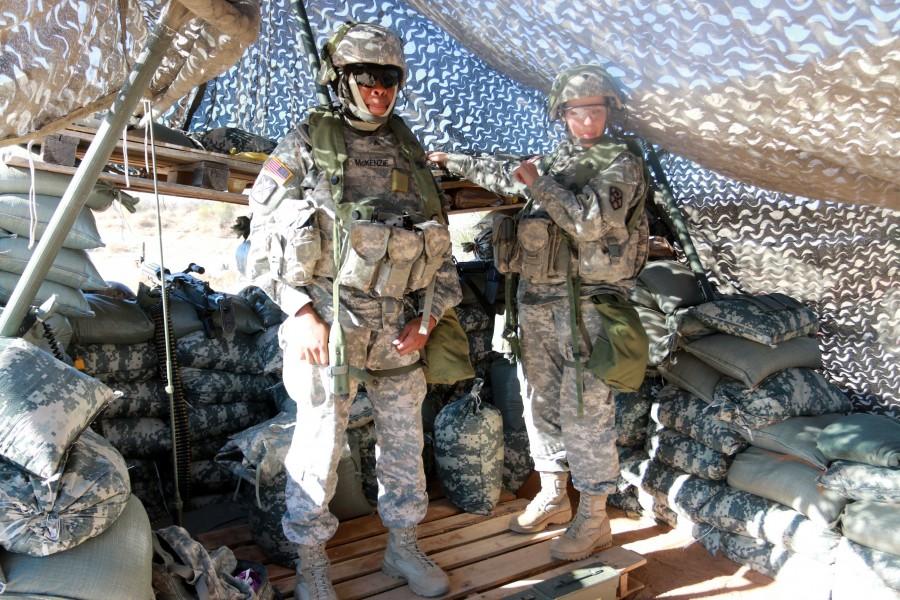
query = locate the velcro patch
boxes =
[262,156,293,187]
[609,185,624,210]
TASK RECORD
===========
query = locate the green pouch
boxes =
[422,307,475,385]
[585,294,649,392]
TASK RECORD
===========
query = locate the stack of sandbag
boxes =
[0,337,154,600]
[0,157,137,319]
[817,413,900,599]
[216,409,374,566]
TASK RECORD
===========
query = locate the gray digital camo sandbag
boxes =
[646,427,730,480]
[0,429,130,557]
[614,382,653,447]
[818,460,900,503]
[102,379,170,418]
[180,367,276,403]
[176,329,270,374]
[650,385,748,455]
[636,459,725,522]
[0,336,116,479]
[0,231,106,290]
[686,294,818,347]
[72,341,157,382]
[434,379,504,515]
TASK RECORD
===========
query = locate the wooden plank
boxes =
[447,203,523,215]
[4,157,250,205]
[327,499,462,549]
[468,546,646,600]
[333,526,566,600]
[327,499,528,564]
[197,522,252,550]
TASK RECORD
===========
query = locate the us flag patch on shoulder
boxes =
[262,156,294,187]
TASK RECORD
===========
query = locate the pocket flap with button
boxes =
[418,221,452,259]
[386,227,424,264]
[517,218,550,252]
[349,222,391,262]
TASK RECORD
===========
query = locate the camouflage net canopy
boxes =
[0,0,261,146]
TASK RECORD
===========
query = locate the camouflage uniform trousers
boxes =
[517,296,618,495]
[280,315,427,546]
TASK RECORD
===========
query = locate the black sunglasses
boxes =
[346,64,402,88]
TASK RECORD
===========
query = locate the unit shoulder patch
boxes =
[609,185,624,210]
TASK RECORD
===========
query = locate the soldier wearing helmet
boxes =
[429,64,649,561]
[243,22,460,599]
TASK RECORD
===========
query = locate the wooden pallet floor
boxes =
[198,495,646,599]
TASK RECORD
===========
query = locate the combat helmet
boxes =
[318,22,407,129]
[547,65,625,121]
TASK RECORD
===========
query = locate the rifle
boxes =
[140,260,234,337]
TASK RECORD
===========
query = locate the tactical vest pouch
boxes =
[585,294,648,392]
[513,217,566,283]
[491,214,517,274]
[339,221,391,292]
[282,223,322,286]
[408,221,452,291]
[374,227,423,298]
[578,225,640,284]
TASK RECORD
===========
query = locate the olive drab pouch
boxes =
[338,221,391,292]
[423,307,475,385]
[585,294,649,392]
[491,213,517,274]
[374,227,423,298]
[408,220,452,291]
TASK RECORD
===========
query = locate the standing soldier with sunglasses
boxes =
[243,22,461,599]
[429,65,649,561]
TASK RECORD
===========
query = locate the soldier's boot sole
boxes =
[508,505,573,534]
[381,557,450,597]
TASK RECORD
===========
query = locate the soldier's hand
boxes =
[513,161,539,187]
[291,305,330,365]
[426,151,449,168]
[393,315,438,355]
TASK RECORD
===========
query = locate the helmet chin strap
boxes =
[343,77,397,131]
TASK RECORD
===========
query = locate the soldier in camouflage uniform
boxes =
[430,65,649,560]
[243,22,461,599]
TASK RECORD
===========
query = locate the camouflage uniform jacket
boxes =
[445,138,648,303]
[245,118,462,330]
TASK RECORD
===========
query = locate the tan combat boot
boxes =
[294,544,337,600]
[549,493,613,561]
[509,471,572,533]
[382,527,450,597]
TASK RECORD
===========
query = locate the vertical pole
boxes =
[293,0,331,106]
[0,2,191,337]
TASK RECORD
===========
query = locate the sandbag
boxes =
[835,536,900,592]
[698,487,841,563]
[176,329,271,374]
[819,460,900,503]
[727,447,847,525]
[349,388,374,430]
[636,459,725,523]
[72,295,155,345]
[456,302,493,333]
[631,260,704,314]
[0,337,116,479]
[127,458,169,523]
[434,380,503,514]
[190,459,235,495]
[0,160,138,212]
[647,427,730,480]
[817,413,900,468]
[634,305,672,366]
[0,232,106,289]
[0,429,130,557]
[608,486,643,518]
[650,385,748,455]
[657,351,721,404]
[713,368,853,431]
[746,414,846,470]
[686,294,818,346]
[684,334,821,388]
[467,327,494,365]
[489,356,533,493]
[841,501,900,556]
[0,271,93,317]
[103,380,170,418]
[72,341,157,382]
[0,193,103,249]
[181,367,276,403]
[0,495,154,600]
[615,389,650,448]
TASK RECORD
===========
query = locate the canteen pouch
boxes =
[375,227,424,298]
[585,293,648,392]
[408,221,452,291]
[338,221,390,292]
[491,213,517,274]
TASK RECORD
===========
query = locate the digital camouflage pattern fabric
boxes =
[0,429,129,556]
[455,303,493,333]
[646,427,730,480]
[0,336,116,479]
[651,385,748,455]
[180,367,277,404]
[638,459,726,522]
[614,384,653,448]
[698,487,840,563]
[72,342,157,382]
[713,368,852,431]
[102,379,169,418]
[687,294,818,347]
[434,381,504,515]
[835,537,900,592]
[818,460,900,503]
[176,329,272,374]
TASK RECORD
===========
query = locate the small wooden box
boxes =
[166,160,229,191]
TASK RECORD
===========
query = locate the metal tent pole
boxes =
[293,0,331,106]
[0,1,191,337]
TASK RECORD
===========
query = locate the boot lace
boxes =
[396,528,439,570]
[564,501,592,539]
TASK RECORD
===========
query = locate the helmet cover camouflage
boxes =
[318,22,408,87]
[547,65,625,121]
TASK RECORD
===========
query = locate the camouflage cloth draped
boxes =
[0,429,130,557]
